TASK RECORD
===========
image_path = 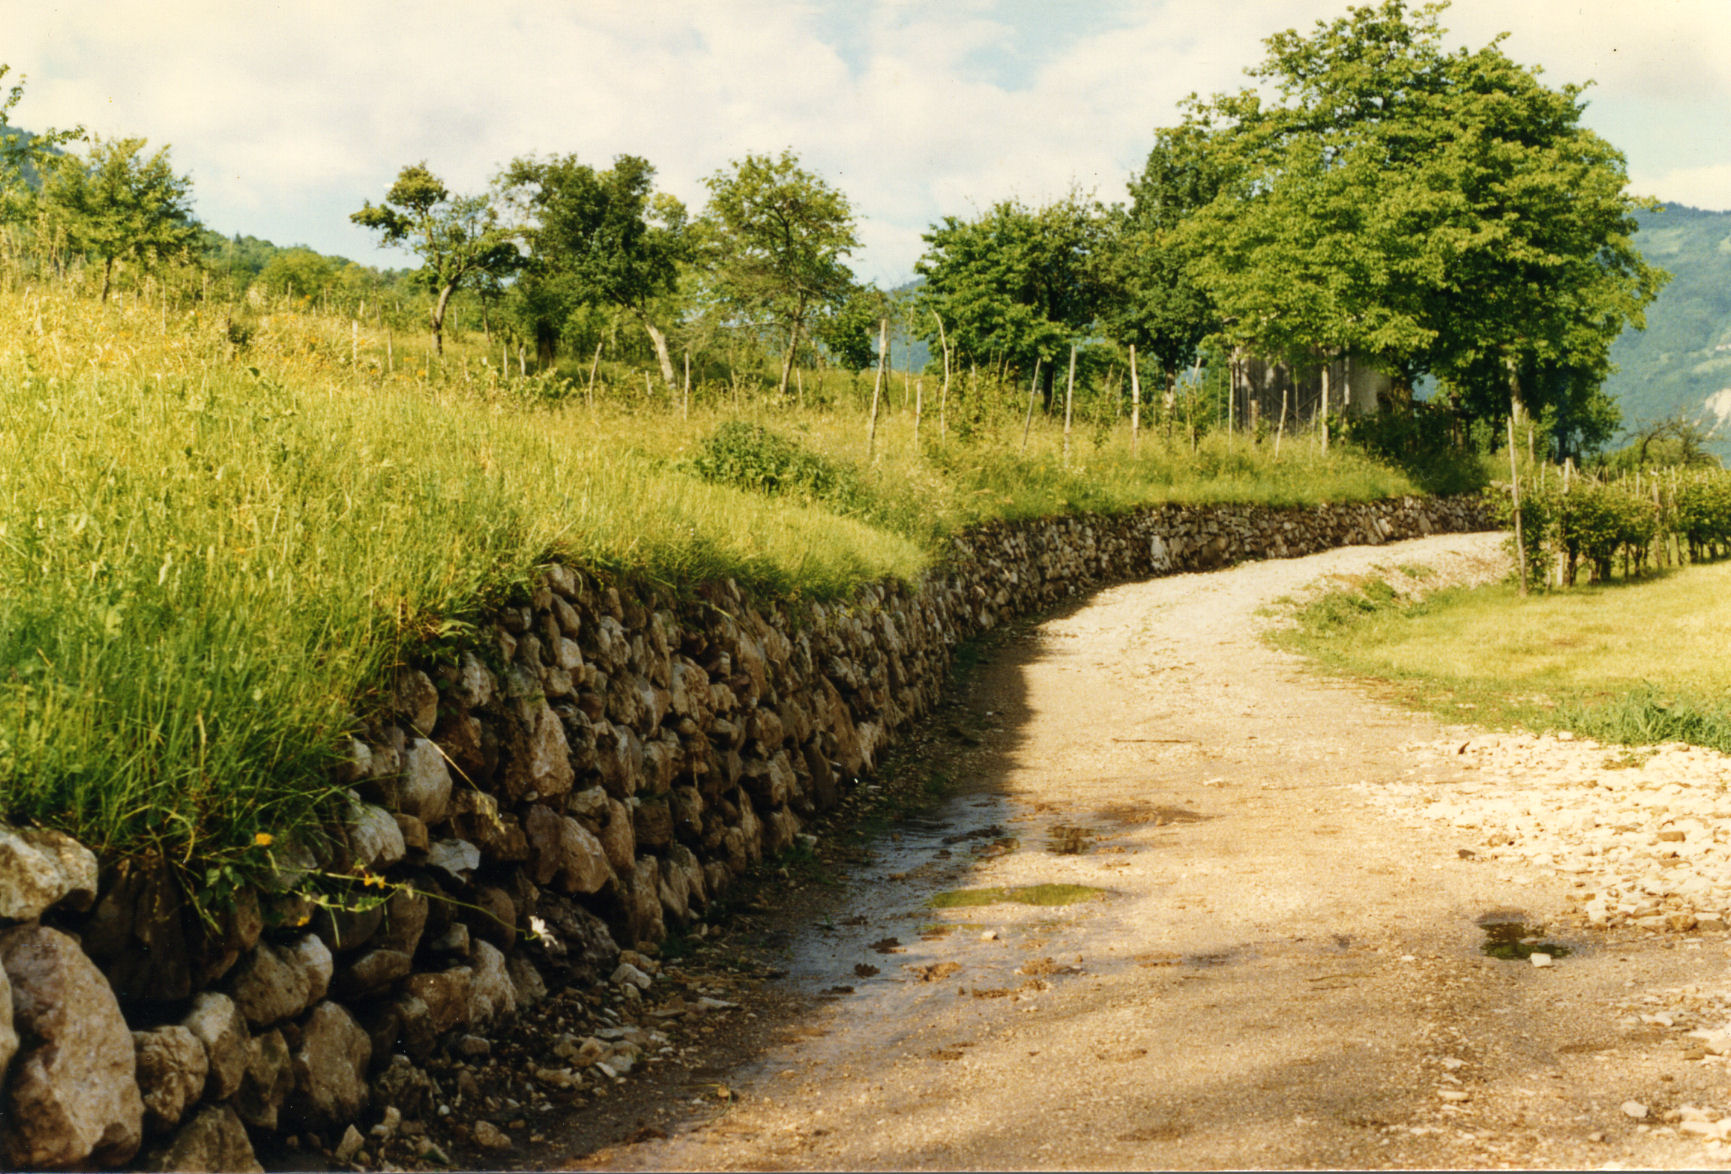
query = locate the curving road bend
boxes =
[600,532,1731,1171]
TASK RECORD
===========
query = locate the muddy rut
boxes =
[569,533,1731,1171]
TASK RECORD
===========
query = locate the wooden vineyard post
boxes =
[868,317,887,461]
[932,310,951,442]
[1063,344,1077,464]
[1319,357,1331,456]
[587,338,604,410]
[1129,344,1141,457]
[1509,406,1527,596]
[1022,359,1041,451]
[1275,385,1288,459]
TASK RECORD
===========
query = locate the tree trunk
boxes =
[100,254,114,304]
[777,300,807,400]
[640,316,676,388]
[431,282,455,356]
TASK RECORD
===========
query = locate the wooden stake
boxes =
[1320,355,1331,456]
[868,318,887,461]
[1022,359,1041,451]
[1129,344,1141,457]
[932,310,951,442]
[1275,385,1288,460]
[914,376,924,448]
[586,338,603,409]
[683,351,691,421]
[1063,344,1076,464]
[1509,397,1528,596]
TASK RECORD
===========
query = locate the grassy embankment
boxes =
[1,282,1444,888]
[1279,562,1731,754]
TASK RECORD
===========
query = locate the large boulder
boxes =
[232,1028,292,1131]
[143,1104,261,1174]
[180,992,250,1100]
[343,797,406,873]
[285,1001,371,1131]
[226,934,332,1027]
[468,942,518,1027]
[0,925,143,1168]
[384,738,453,825]
[0,826,98,922]
[133,1025,208,1135]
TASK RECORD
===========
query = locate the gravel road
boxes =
[577,532,1731,1171]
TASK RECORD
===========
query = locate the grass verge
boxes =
[1274,562,1731,753]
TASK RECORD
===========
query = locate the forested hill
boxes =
[1608,203,1731,451]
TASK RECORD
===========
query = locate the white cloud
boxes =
[1629,163,1731,211]
[6,0,1731,282]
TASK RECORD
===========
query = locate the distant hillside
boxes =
[1607,203,1731,454]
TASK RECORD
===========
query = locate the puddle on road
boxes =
[1479,923,1573,960]
[1047,825,1094,854]
[1475,910,1573,960]
[927,884,1108,909]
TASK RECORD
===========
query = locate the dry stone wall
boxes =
[0,495,1486,1169]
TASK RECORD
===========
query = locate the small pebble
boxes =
[334,1125,365,1163]
[981,930,998,941]
[1530,952,1554,968]
[1623,1100,1649,1120]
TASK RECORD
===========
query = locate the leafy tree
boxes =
[0,65,82,227]
[1170,0,1664,436]
[42,136,198,302]
[1599,413,1724,472]
[810,281,890,372]
[699,150,860,399]
[501,153,688,383]
[351,163,518,355]
[256,246,338,302]
[914,194,1106,409]
[1104,124,1222,402]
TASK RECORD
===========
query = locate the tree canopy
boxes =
[502,153,689,384]
[699,150,860,399]
[1167,0,1666,439]
[42,136,198,302]
[0,65,81,227]
[1101,124,1222,396]
[914,194,1107,409]
[351,163,518,354]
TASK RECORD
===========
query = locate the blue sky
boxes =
[6,1,1731,285]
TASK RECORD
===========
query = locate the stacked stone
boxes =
[0,494,1487,1170]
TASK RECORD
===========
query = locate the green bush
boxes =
[1675,475,1731,561]
[685,420,863,509]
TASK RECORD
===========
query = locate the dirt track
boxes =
[566,533,1731,1171]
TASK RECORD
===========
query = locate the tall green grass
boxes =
[1,283,1439,879]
